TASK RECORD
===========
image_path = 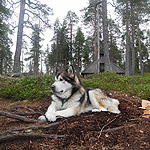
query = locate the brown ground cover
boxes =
[0,90,149,150]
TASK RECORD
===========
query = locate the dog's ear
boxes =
[67,65,75,78]
[54,66,60,76]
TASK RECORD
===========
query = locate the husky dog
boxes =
[38,66,120,122]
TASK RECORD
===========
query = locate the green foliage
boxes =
[49,18,71,69]
[82,72,150,100]
[0,73,149,101]
[0,0,12,74]
[73,27,85,72]
[0,75,54,100]
[25,24,43,75]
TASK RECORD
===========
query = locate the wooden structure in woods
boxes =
[81,53,125,78]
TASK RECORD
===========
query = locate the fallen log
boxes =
[0,122,59,135]
[0,133,65,143]
[0,111,38,123]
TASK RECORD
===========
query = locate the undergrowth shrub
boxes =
[0,73,149,100]
[0,75,54,100]
[82,72,150,100]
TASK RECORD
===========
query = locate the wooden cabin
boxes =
[81,54,125,78]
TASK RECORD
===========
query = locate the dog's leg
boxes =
[56,108,75,118]
[38,101,57,122]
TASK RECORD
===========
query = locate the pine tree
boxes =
[50,19,70,68]
[25,24,42,75]
[64,11,79,63]
[102,0,112,72]
[44,44,50,74]
[116,0,150,75]
[13,0,52,73]
[83,37,93,67]
[0,0,12,75]
[73,27,85,72]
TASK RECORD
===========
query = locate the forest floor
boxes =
[0,88,150,150]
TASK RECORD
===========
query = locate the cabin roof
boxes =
[81,59,125,74]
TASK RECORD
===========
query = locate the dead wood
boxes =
[10,106,36,111]
[0,122,59,135]
[98,115,120,138]
[14,111,42,116]
[0,133,65,143]
[102,124,136,133]
[0,111,38,123]
[0,107,42,116]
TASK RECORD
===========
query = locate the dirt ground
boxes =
[0,90,150,150]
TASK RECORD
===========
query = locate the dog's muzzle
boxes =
[51,85,63,94]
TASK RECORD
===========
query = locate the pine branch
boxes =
[25,9,51,28]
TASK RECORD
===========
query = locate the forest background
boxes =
[0,0,150,76]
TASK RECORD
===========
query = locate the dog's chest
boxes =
[52,94,82,109]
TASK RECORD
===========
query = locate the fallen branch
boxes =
[0,133,65,143]
[0,122,59,135]
[14,111,42,116]
[102,124,136,133]
[0,111,38,123]
[98,115,120,138]
[11,106,37,112]
[0,107,42,116]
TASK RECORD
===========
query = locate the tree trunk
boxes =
[102,0,112,72]
[131,1,135,76]
[125,1,130,76]
[34,50,39,75]
[136,5,143,76]
[0,59,3,75]
[94,6,98,61]
[13,0,25,73]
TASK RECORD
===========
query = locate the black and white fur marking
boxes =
[38,66,120,122]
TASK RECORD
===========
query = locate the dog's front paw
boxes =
[38,115,46,122]
[45,112,56,122]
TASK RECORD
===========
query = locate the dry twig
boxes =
[98,115,120,138]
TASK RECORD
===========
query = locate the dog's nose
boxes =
[51,85,55,92]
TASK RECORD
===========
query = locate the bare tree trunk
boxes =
[34,50,39,75]
[136,5,143,76]
[69,20,73,64]
[102,0,112,72]
[131,1,135,76]
[125,1,130,76]
[13,0,25,73]
[94,6,98,60]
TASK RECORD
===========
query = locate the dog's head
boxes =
[51,65,80,99]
